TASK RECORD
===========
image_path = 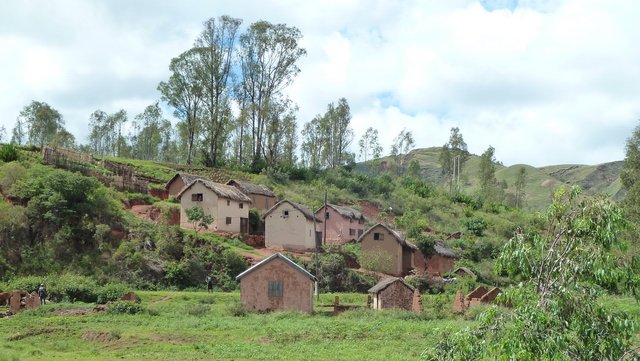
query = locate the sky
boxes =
[1,0,639,167]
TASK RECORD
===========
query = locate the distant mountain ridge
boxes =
[367,147,624,210]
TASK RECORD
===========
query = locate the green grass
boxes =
[0,291,472,360]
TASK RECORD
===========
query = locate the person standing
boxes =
[37,284,47,305]
[206,276,213,293]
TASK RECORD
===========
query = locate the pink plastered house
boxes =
[314,204,366,244]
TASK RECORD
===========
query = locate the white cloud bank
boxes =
[1,0,639,166]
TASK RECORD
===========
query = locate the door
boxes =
[240,217,249,234]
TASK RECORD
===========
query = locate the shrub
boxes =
[107,301,146,315]
[96,282,128,304]
[0,144,18,162]
[463,217,488,236]
[227,302,248,317]
[185,303,210,316]
[360,250,393,274]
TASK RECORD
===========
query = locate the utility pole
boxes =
[323,191,328,247]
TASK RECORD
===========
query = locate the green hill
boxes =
[380,147,623,210]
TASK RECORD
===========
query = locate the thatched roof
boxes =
[226,179,275,197]
[434,241,457,258]
[454,267,475,277]
[176,179,252,203]
[368,277,414,294]
[236,253,316,281]
[263,200,322,222]
[165,173,207,190]
[357,223,418,251]
[315,203,365,221]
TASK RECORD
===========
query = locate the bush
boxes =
[360,250,393,274]
[227,302,248,317]
[107,301,146,315]
[0,144,19,162]
[463,217,488,236]
[96,282,129,304]
[185,303,210,316]
[0,274,98,303]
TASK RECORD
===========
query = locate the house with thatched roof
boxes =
[368,277,415,311]
[226,179,277,211]
[314,204,366,244]
[236,252,316,314]
[263,200,322,251]
[166,173,208,197]
[177,179,252,233]
[357,223,418,276]
[414,240,458,276]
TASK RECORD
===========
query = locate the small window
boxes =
[359,218,364,224]
[325,212,330,219]
[283,210,289,218]
[226,217,232,225]
[239,202,244,209]
[192,193,203,202]
[374,232,384,241]
[358,229,364,237]
[268,280,283,297]
[227,200,230,206]
[349,228,356,236]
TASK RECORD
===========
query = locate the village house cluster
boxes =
[166,172,481,314]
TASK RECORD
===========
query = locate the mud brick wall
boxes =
[378,281,413,311]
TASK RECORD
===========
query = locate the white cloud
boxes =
[1,0,639,166]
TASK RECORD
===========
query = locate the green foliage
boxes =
[463,217,487,236]
[414,233,436,259]
[107,301,146,315]
[96,282,129,304]
[0,144,18,162]
[308,252,375,293]
[426,186,640,360]
[359,249,393,274]
[185,206,213,233]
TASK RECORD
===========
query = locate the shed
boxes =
[236,253,316,314]
[453,267,475,278]
[368,278,415,311]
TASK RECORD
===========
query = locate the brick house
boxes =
[176,179,252,234]
[236,253,316,314]
[358,223,417,276]
[413,241,458,276]
[226,179,277,211]
[263,200,322,251]
[314,203,366,244]
[368,278,415,311]
[165,173,207,198]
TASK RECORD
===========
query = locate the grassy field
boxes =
[0,291,471,361]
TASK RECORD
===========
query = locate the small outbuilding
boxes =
[236,253,316,314]
[368,278,415,311]
[453,267,475,278]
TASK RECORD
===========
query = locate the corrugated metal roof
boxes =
[176,179,252,203]
[235,252,316,281]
